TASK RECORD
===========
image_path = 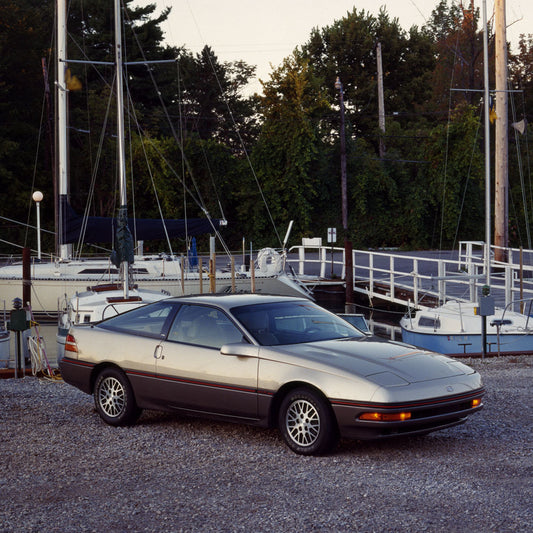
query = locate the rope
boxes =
[27,305,62,381]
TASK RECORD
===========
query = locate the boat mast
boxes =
[494,0,508,261]
[114,0,130,298]
[57,0,70,260]
[482,0,491,286]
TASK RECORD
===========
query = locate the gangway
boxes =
[288,240,533,312]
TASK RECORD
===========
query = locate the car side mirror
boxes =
[220,343,260,358]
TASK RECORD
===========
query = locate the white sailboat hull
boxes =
[0,259,310,314]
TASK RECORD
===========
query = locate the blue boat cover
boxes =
[60,196,221,245]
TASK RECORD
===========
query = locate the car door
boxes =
[155,304,259,420]
[96,300,178,402]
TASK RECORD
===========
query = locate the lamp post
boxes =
[335,77,354,311]
[32,191,43,260]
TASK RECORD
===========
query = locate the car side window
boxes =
[167,305,244,349]
[99,301,176,338]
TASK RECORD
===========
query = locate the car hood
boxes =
[261,336,473,384]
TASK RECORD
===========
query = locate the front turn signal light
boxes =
[359,412,411,422]
[471,399,482,408]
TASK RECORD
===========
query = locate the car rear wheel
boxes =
[94,368,141,426]
[278,388,338,455]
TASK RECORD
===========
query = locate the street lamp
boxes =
[32,191,43,260]
[335,77,354,312]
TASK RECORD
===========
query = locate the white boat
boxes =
[0,250,311,315]
[400,301,533,355]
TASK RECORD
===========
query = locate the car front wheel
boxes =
[94,368,141,426]
[278,388,338,455]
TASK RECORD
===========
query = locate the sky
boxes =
[141,0,533,94]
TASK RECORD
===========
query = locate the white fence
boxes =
[288,240,533,311]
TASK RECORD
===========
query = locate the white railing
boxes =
[288,240,533,311]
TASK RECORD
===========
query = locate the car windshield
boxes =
[231,301,364,346]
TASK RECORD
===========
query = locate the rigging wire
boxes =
[74,80,115,259]
[122,7,233,257]
[200,50,283,248]
[451,105,483,253]
[436,55,456,253]
[127,2,283,249]
[176,61,190,268]
[508,82,531,248]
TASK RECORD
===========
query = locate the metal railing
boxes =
[287,241,533,311]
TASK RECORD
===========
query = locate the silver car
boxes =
[60,294,484,455]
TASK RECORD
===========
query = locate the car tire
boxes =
[94,368,141,426]
[278,388,338,455]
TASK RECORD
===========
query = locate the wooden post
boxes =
[22,247,31,308]
[199,257,203,294]
[250,258,255,293]
[231,257,236,293]
[376,42,386,158]
[180,256,185,295]
[344,239,354,313]
[209,259,215,293]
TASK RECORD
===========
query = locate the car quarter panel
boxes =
[61,326,161,402]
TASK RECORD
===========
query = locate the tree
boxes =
[177,46,258,152]
[510,34,533,122]
[302,8,435,140]
[0,0,55,254]
[297,7,438,246]
[425,0,487,117]
[423,104,485,248]
[249,52,330,245]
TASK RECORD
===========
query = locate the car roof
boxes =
[164,293,310,312]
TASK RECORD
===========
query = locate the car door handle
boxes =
[154,345,164,360]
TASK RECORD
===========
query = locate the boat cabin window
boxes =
[78,268,119,275]
[418,316,441,329]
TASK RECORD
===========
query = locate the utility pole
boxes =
[494,0,508,262]
[482,0,491,287]
[334,77,354,312]
[376,42,386,158]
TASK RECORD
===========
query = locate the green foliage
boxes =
[0,0,55,254]
[249,52,330,245]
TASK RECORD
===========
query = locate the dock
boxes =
[288,240,533,314]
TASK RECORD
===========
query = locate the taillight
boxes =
[65,334,78,355]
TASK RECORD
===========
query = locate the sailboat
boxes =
[0,0,311,317]
[400,0,533,356]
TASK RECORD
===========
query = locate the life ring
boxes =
[256,248,283,276]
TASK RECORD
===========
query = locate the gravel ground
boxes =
[1,356,532,533]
